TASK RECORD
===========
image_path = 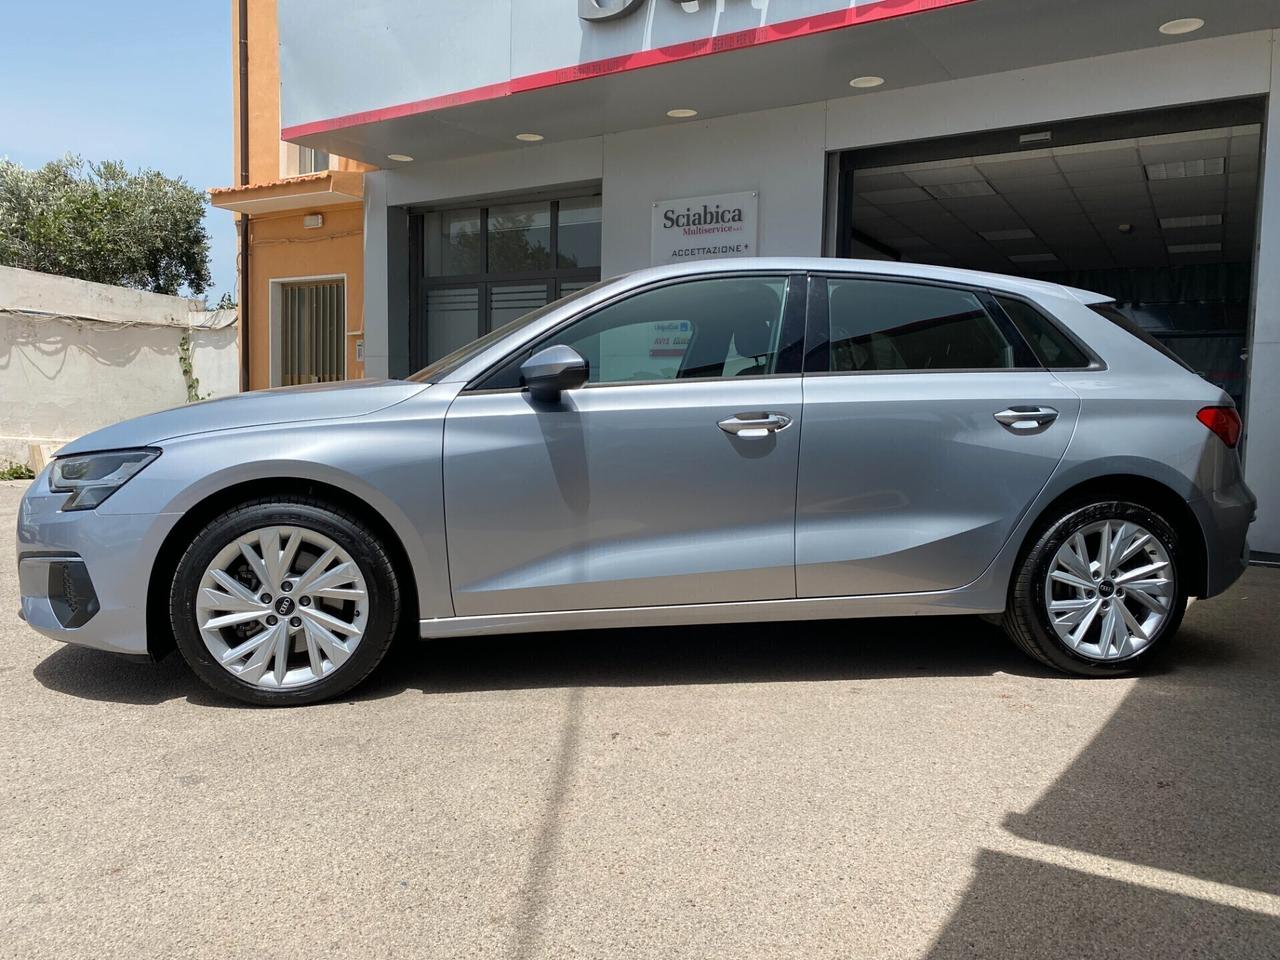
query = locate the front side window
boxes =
[483,276,795,389]
[826,278,1023,372]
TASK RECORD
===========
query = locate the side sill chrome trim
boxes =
[419,591,999,639]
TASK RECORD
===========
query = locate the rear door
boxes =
[795,275,1080,597]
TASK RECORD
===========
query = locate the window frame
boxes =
[465,271,809,393]
[803,273,1047,376]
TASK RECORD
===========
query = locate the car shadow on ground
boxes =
[921,582,1280,958]
[31,614,1060,708]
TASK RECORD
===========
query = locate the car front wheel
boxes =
[169,497,400,706]
[1003,500,1188,676]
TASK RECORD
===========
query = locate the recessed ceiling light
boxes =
[1159,17,1204,35]
[386,153,414,162]
[515,133,544,142]
[849,76,885,89]
[666,108,698,118]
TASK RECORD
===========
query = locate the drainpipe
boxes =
[237,0,251,392]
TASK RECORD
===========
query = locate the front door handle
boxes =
[994,406,1059,431]
[718,411,793,438]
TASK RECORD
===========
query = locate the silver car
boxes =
[17,259,1255,705]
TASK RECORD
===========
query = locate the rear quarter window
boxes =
[996,296,1091,369]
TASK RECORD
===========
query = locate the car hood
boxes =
[57,379,429,455]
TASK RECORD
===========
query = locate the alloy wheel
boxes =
[195,525,369,689]
[1044,519,1174,662]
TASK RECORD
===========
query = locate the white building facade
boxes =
[278,0,1280,555]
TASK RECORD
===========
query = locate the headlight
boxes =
[50,448,160,511]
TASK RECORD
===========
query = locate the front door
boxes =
[796,275,1081,597]
[443,274,807,616]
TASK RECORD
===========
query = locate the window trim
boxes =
[464,271,808,393]
[804,272,1045,376]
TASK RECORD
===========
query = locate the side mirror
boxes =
[520,345,589,402]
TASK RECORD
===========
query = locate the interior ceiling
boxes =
[851,124,1261,274]
[294,0,1280,165]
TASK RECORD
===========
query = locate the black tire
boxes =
[169,497,400,706]
[1003,500,1188,677]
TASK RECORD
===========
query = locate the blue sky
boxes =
[0,1,236,303]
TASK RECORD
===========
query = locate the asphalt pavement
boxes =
[2,480,1277,959]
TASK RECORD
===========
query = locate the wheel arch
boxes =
[145,477,420,660]
[1015,473,1208,598]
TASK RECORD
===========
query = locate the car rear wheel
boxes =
[169,497,400,706]
[1003,501,1188,676]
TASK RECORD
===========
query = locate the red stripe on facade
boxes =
[282,0,972,139]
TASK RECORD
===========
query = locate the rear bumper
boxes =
[1190,479,1256,598]
[16,474,179,656]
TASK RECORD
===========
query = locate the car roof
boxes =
[434,257,1111,384]
[618,257,1112,306]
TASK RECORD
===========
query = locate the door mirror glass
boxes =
[520,345,589,401]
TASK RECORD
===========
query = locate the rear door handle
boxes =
[718,412,793,438]
[994,406,1059,431]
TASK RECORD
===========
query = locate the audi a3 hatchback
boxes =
[17,259,1255,705]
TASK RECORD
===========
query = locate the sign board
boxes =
[651,191,759,266]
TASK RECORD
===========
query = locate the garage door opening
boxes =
[832,100,1263,410]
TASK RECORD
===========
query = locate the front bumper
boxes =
[16,472,180,656]
[1190,478,1257,598]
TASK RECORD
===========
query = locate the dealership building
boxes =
[274,0,1280,554]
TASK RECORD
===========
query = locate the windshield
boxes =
[406,280,611,383]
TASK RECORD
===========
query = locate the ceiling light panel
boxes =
[924,181,996,200]
[1160,214,1223,229]
[1168,242,1223,254]
[1145,158,1226,180]
[979,228,1036,242]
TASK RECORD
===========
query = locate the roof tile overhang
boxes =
[208,170,364,215]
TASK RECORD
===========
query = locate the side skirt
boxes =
[419,590,1001,639]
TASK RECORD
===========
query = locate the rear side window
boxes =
[825,278,1026,372]
[996,296,1091,369]
[1088,303,1196,373]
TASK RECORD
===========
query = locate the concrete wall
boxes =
[0,267,239,467]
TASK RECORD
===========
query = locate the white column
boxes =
[1244,32,1280,555]
[362,172,390,380]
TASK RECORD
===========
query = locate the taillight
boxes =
[1197,406,1242,448]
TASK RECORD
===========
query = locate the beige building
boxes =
[209,0,373,390]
